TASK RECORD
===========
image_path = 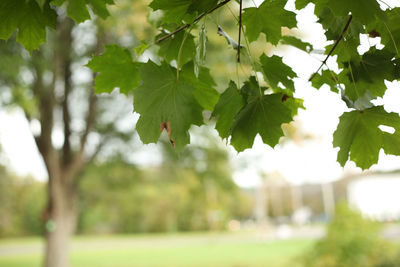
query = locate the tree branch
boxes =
[68,24,105,177]
[237,0,243,63]
[155,0,232,44]
[31,53,55,157]
[30,51,60,179]
[87,135,109,164]
[79,88,96,155]
[309,15,353,82]
[60,19,74,166]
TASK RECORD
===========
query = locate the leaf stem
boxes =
[176,29,190,80]
[377,0,393,10]
[383,21,399,57]
[155,0,232,44]
[237,0,243,63]
[309,15,353,81]
[176,25,193,81]
[227,4,262,95]
[241,30,263,96]
[347,60,362,110]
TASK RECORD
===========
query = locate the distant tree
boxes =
[0,16,133,267]
[77,130,240,233]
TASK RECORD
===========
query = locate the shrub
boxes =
[302,202,400,267]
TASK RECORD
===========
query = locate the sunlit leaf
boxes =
[333,106,400,169]
[86,45,140,95]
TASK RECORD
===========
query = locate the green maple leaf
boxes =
[86,45,140,95]
[382,132,400,156]
[212,81,245,139]
[342,48,397,100]
[0,0,57,52]
[368,8,400,55]
[355,47,396,80]
[55,0,114,23]
[187,0,218,14]
[243,0,297,44]
[212,77,302,147]
[333,106,400,169]
[295,0,312,10]
[134,41,149,56]
[380,9,400,55]
[150,0,191,23]
[313,6,363,64]
[240,75,303,115]
[134,61,215,152]
[299,0,386,25]
[328,37,361,64]
[280,36,313,52]
[66,0,91,23]
[284,96,305,117]
[157,31,196,66]
[317,6,363,41]
[87,0,114,19]
[150,0,218,24]
[260,54,296,91]
[240,76,265,102]
[180,62,219,111]
[231,94,294,152]
[326,0,386,25]
[311,69,339,93]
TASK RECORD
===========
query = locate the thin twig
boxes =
[155,0,232,44]
[227,4,262,95]
[237,0,243,62]
[309,15,353,81]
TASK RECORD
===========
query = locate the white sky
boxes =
[1,0,400,187]
[0,109,48,179]
[348,175,400,220]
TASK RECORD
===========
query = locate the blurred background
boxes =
[1,0,400,266]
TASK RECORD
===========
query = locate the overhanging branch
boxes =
[79,88,96,155]
[309,15,353,82]
[155,0,232,44]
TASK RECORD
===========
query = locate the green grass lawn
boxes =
[0,232,314,267]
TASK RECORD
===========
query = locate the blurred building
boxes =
[247,171,400,224]
[347,173,400,221]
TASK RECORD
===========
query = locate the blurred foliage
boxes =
[77,133,250,233]
[302,202,400,267]
[103,0,293,90]
[0,137,253,237]
[0,166,45,237]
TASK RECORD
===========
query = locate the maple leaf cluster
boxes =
[1,0,400,169]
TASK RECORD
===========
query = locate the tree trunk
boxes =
[32,15,97,267]
[41,16,78,267]
[43,171,77,267]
